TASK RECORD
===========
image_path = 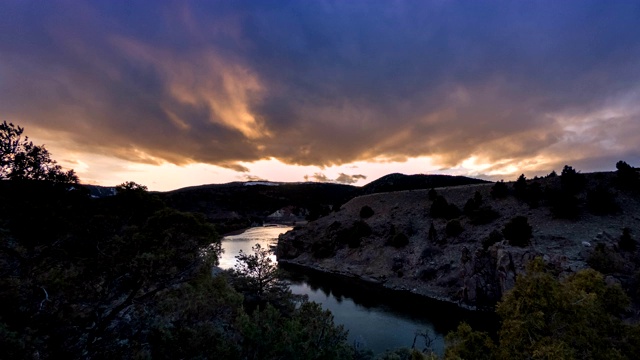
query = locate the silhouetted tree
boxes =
[616,160,638,189]
[446,219,464,237]
[359,205,374,218]
[619,227,637,252]
[502,216,532,247]
[587,186,619,215]
[430,195,450,218]
[490,180,509,199]
[560,165,585,193]
[428,188,437,201]
[0,121,77,183]
[513,174,527,199]
[428,222,438,243]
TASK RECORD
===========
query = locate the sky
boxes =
[1,1,640,191]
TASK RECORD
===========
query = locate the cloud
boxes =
[306,173,330,183]
[303,172,366,184]
[335,173,367,184]
[1,1,639,176]
[241,174,266,182]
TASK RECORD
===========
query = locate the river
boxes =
[220,226,490,355]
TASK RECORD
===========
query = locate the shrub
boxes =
[587,186,619,215]
[446,219,464,237]
[418,267,438,281]
[619,227,637,252]
[513,174,527,199]
[428,188,437,201]
[525,182,542,208]
[311,240,335,258]
[464,191,484,215]
[491,180,509,199]
[421,245,442,259]
[587,243,621,274]
[482,230,503,249]
[463,198,477,215]
[502,216,532,247]
[389,232,409,248]
[430,195,449,218]
[427,222,437,243]
[469,206,501,225]
[616,160,638,189]
[335,220,371,248]
[446,203,461,220]
[359,205,374,218]
[560,165,585,194]
[550,192,581,219]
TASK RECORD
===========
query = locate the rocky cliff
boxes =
[277,171,640,310]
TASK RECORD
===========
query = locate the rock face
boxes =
[277,173,640,310]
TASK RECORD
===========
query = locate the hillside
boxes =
[277,169,640,311]
[161,174,486,234]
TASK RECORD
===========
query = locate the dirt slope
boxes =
[277,172,640,310]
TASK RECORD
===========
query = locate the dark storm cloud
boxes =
[1,1,640,173]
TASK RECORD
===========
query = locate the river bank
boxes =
[221,226,496,354]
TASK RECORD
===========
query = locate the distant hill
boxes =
[160,174,487,234]
[82,184,117,198]
[362,173,487,194]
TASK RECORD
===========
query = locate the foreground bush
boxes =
[445,258,640,360]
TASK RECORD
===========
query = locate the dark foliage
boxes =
[311,240,336,259]
[427,222,437,243]
[482,230,504,249]
[513,174,527,199]
[587,244,623,274]
[525,182,542,208]
[587,186,619,215]
[359,205,374,218]
[428,188,437,201]
[430,195,449,218]
[430,195,461,220]
[502,216,532,247]
[463,191,483,215]
[0,121,78,183]
[418,267,438,281]
[619,227,637,252]
[616,160,639,189]
[420,245,442,260]
[445,219,464,237]
[0,180,355,359]
[560,165,586,194]
[490,180,509,199]
[388,232,409,248]
[469,206,501,225]
[550,191,581,219]
[336,220,372,249]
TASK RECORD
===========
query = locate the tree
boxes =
[616,160,638,188]
[491,180,509,198]
[513,174,527,199]
[0,121,78,183]
[560,165,585,193]
[359,205,374,218]
[233,243,291,310]
[443,259,640,360]
[502,216,532,247]
[497,258,634,360]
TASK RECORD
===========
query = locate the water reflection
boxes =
[219,226,496,355]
